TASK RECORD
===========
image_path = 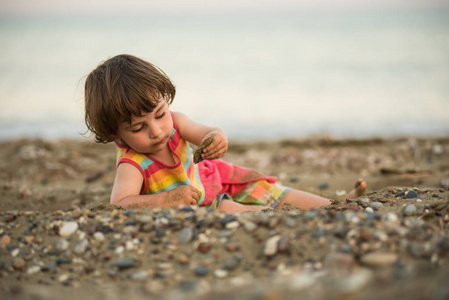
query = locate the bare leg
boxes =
[218,178,367,212]
[275,178,367,209]
[218,199,269,213]
[276,189,331,209]
[346,178,367,200]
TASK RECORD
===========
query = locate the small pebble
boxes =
[406,190,418,198]
[93,232,105,242]
[219,215,237,226]
[13,257,26,270]
[58,274,70,283]
[177,253,189,265]
[223,257,239,270]
[225,221,240,229]
[144,280,164,294]
[193,266,210,277]
[225,242,239,252]
[404,204,417,216]
[370,202,383,211]
[243,222,257,232]
[318,182,329,190]
[115,245,125,254]
[214,269,228,278]
[289,176,299,183]
[358,198,370,208]
[59,222,78,237]
[113,258,136,270]
[285,218,296,227]
[264,235,281,256]
[360,252,397,267]
[56,239,70,251]
[74,239,88,254]
[197,242,212,254]
[130,270,148,281]
[26,265,41,274]
[365,207,374,213]
[178,228,193,244]
[324,252,355,271]
[11,248,20,257]
[385,212,398,222]
[335,190,347,196]
[277,237,290,253]
[0,235,11,247]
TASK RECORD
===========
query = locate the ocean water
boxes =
[1,8,448,141]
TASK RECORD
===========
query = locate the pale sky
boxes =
[1,0,448,14]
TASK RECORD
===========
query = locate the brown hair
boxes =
[84,54,176,143]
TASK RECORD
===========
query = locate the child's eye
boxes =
[132,127,143,133]
[156,112,165,119]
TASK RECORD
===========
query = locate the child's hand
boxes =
[166,185,201,206]
[201,131,228,161]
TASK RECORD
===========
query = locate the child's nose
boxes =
[148,122,162,138]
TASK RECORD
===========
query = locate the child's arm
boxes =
[110,163,200,209]
[173,111,228,161]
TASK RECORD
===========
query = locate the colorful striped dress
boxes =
[115,116,290,207]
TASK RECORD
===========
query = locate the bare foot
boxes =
[346,178,367,200]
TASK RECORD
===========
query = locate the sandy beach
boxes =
[1,137,448,299]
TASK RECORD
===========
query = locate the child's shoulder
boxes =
[116,146,157,173]
[115,143,147,163]
[171,111,188,126]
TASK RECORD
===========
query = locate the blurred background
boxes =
[0,0,448,141]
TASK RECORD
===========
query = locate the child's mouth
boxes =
[153,137,165,146]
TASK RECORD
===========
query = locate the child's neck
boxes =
[151,144,178,166]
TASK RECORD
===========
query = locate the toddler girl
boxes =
[84,54,366,212]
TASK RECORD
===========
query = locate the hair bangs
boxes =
[114,78,160,125]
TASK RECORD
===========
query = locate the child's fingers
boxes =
[202,146,227,160]
[203,140,225,155]
[203,138,227,154]
[202,141,221,154]
[189,186,200,204]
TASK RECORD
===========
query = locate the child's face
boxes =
[116,101,173,155]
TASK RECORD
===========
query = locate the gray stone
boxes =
[56,238,70,251]
[404,204,417,216]
[243,222,257,232]
[218,230,233,239]
[93,232,105,242]
[358,197,370,208]
[113,258,136,270]
[223,258,239,270]
[318,182,329,190]
[130,270,148,280]
[406,190,418,198]
[193,265,210,277]
[178,228,193,244]
[285,218,296,228]
[370,202,383,211]
[74,239,89,254]
[407,242,424,257]
[219,215,237,226]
